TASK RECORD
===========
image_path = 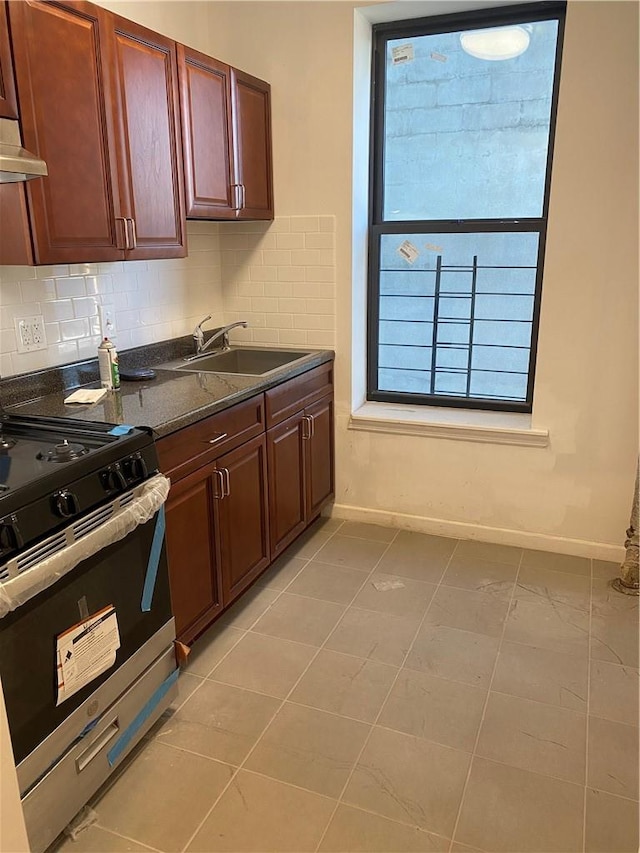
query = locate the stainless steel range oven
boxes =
[0,410,176,852]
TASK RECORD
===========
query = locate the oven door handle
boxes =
[75,719,120,773]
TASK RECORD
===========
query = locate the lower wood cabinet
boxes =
[158,361,334,644]
[216,434,270,603]
[266,393,334,558]
[164,462,223,641]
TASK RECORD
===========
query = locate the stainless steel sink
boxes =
[175,347,311,376]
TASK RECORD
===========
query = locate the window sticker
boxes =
[56,605,120,705]
[424,242,444,252]
[397,240,420,263]
[430,52,448,62]
[391,44,414,65]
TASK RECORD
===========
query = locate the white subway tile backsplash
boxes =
[262,249,291,266]
[290,216,319,233]
[306,267,334,282]
[305,233,334,249]
[279,329,308,346]
[60,318,90,340]
[35,265,69,280]
[276,233,305,250]
[73,296,100,318]
[277,266,305,282]
[250,265,277,281]
[0,283,22,304]
[252,328,279,343]
[1,302,41,328]
[0,217,335,377]
[42,300,74,324]
[84,275,113,296]
[55,277,86,298]
[279,298,306,314]
[21,278,57,303]
[19,278,56,302]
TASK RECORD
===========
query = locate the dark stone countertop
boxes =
[1,339,334,438]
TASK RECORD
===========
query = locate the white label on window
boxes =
[56,606,120,706]
[430,52,447,63]
[397,240,420,264]
[391,44,414,65]
[424,242,443,253]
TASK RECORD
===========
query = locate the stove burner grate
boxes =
[37,440,90,463]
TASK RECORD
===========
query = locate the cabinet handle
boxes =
[309,414,315,438]
[302,416,310,441]
[240,184,246,210]
[231,184,241,211]
[115,217,128,250]
[213,469,225,500]
[127,218,137,249]
[205,433,228,445]
[222,467,231,498]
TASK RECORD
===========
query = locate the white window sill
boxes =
[349,402,549,447]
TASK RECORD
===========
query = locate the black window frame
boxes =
[367,1,567,414]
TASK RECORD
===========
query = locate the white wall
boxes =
[200,0,638,558]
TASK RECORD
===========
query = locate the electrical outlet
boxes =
[15,316,47,353]
[98,304,116,339]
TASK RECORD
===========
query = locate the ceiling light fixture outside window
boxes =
[460,25,531,60]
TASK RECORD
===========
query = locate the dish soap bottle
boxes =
[98,337,120,390]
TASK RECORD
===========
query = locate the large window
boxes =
[368,3,566,412]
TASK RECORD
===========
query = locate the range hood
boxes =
[0,119,47,183]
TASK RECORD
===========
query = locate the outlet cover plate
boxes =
[15,315,48,353]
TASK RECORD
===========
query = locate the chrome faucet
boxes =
[189,317,248,359]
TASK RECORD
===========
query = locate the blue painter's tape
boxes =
[141,506,165,612]
[107,667,178,768]
[109,425,135,436]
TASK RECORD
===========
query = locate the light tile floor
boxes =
[52,519,639,853]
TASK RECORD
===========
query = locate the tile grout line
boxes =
[98,520,340,852]
[179,525,400,853]
[447,547,525,853]
[582,557,594,853]
[313,537,465,853]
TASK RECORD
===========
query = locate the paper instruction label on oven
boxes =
[56,605,120,706]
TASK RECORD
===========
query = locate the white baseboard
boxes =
[326,503,625,563]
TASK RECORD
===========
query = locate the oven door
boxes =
[0,478,173,776]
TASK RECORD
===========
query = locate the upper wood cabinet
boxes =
[178,50,274,221]
[231,69,273,220]
[0,0,18,119]
[107,13,186,258]
[178,44,235,219]
[6,0,185,264]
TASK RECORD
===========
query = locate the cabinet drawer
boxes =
[157,394,265,481]
[265,361,334,428]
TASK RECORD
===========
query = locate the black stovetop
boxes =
[0,408,157,563]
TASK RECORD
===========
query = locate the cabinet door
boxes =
[107,14,186,259]
[0,1,18,119]
[305,395,334,521]
[216,434,270,604]
[0,184,32,265]
[8,0,123,263]
[231,68,273,220]
[267,412,307,558]
[178,45,235,220]
[164,464,223,643]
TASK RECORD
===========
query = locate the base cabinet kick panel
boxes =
[158,362,334,644]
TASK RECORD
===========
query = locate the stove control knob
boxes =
[101,464,127,492]
[53,490,80,518]
[0,515,23,555]
[129,453,148,481]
